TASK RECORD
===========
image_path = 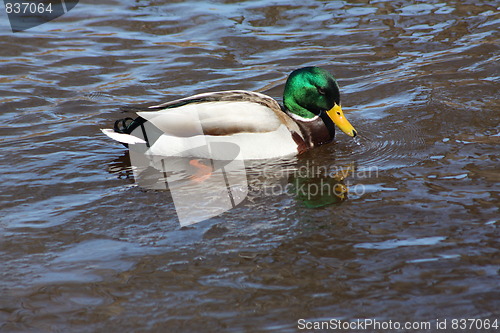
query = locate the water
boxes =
[1,0,499,331]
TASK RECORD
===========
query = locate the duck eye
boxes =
[317,87,325,95]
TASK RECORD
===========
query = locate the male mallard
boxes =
[101,66,357,160]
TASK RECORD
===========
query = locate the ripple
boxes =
[337,119,427,171]
[355,236,446,250]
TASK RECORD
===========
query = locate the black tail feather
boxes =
[113,117,146,134]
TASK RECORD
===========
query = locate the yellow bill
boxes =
[326,104,357,137]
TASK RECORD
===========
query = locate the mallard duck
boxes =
[101,66,357,160]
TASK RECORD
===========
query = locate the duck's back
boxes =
[102,90,306,160]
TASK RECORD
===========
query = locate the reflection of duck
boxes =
[290,163,353,208]
[102,67,357,160]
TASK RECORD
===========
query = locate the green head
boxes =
[283,67,357,137]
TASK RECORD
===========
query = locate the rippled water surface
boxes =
[1,0,499,331]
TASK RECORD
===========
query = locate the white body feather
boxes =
[101,97,300,160]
